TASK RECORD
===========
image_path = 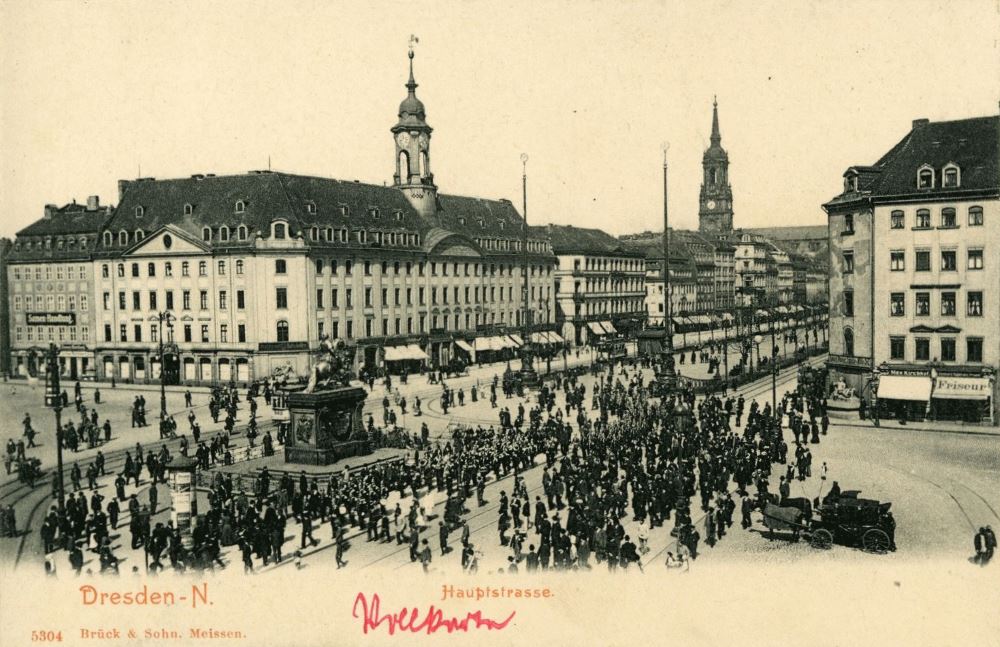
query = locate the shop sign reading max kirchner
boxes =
[25,312,76,326]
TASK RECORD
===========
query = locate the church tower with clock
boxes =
[698,97,734,233]
[392,47,438,217]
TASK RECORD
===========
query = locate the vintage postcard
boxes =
[0,1,998,645]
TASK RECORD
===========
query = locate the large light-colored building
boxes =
[540,225,645,346]
[825,114,999,424]
[7,51,556,386]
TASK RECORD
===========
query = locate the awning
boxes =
[932,376,992,400]
[473,337,495,352]
[508,334,524,346]
[403,344,428,361]
[530,332,548,344]
[601,321,617,334]
[877,375,932,401]
[383,346,404,362]
[455,339,474,354]
[549,331,565,344]
[722,313,734,322]
[588,322,606,335]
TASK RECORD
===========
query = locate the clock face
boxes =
[707,200,716,210]
[397,132,411,147]
[418,133,428,149]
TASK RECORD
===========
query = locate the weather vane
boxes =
[409,34,419,57]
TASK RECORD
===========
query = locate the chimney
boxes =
[912,118,929,129]
[43,204,57,219]
[118,179,131,201]
[86,195,100,211]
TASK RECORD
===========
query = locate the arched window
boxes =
[219,226,230,241]
[237,225,248,240]
[310,227,319,241]
[398,151,409,182]
[324,227,333,241]
[969,206,983,226]
[103,232,113,246]
[306,202,317,214]
[134,229,144,242]
[917,166,934,189]
[79,237,88,249]
[118,230,128,245]
[843,328,854,357]
[202,227,211,242]
[183,203,193,215]
[235,259,244,275]
[273,223,286,239]
[134,206,144,218]
[371,207,381,219]
[420,151,429,178]
[943,163,960,188]
[234,200,245,213]
[276,320,289,342]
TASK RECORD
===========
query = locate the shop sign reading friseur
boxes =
[26,312,76,326]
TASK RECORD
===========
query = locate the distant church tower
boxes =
[392,43,438,217]
[698,97,734,233]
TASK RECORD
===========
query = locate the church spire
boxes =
[710,95,721,147]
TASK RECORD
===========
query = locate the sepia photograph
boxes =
[0,1,997,645]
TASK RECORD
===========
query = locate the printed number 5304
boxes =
[31,631,63,642]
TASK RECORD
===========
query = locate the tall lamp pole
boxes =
[156,311,176,421]
[519,153,538,387]
[657,143,677,395]
[44,343,65,516]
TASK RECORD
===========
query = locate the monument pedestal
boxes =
[284,386,372,466]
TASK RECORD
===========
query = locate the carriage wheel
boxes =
[862,529,891,554]
[810,528,833,550]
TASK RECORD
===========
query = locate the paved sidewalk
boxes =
[831,417,1000,437]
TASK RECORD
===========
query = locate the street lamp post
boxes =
[44,343,66,517]
[518,153,538,388]
[155,311,176,422]
[657,143,677,396]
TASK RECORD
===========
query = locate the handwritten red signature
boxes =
[352,592,516,635]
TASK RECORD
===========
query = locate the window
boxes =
[890,293,905,316]
[220,226,230,242]
[104,324,112,342]
[182,261,190,276]
[941,291,956,316]
[149,291,157,310]
[918,167,934,189]
[843,329,854,356]
[968,338,984,363]
[968,249,984,270]
[943,165,959,188]
[103,232,113,246]
[915,338,930,360]
[219,290,227,310]
[275,259,286,274]
[235,200,245,213]
[220,324,228,343]
[890,251,905,271]
[940,338,956,362]
[967,291,983,317]
[119,323,127,342]
[199,290,208,310]
[131,263,140,277]
[915,209,931,228]
[236,259,244,274]
[166,291,174,310]
[316,259,324,274]
[276,320,289,342]
[198,261,207,276]
[218,260,226,275]
[915,250,931,271]
[184,203,193,215]
[103,292,110,310]
[238,324,246,343]
[842,251,854,274]
[274,223,286,239]
[916,292,930,316]
[101,264,109,278]
[202,227,212,242]
[306,202,316,214]
[969,206,983,226]
[238,225,248,240]
[890,210,904,229]
[889,336,905,360]
[133,324,142,342]
[365,287,372,307]
[316,289,324,309]
[364,261,371,276]
[134,206,144,218]
[201,325,209,343]
[276,287,288,309]
[940,208,956,228]
[346,289,353,308]
[843,290,854,317]
[941,250,956,271]
[237,290,245,309]
[332,289,339,308]
[183,324,192,343]
[164,262,172,277]
[183,291,191,310]
[843,213,854,234]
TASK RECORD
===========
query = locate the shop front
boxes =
[875,364,997,425]
[930,374,994,423]
[875,373,932,422]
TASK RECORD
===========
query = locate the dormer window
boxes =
[310,227,319,241]
[458,217,466,226]
[943,163,960,188]
[273,222,286,239]
[498,222,505,231]
[118,230,128,245]
[237,225,248,240]
[340,205,350,217]
[235,200,246,213]
[917,165,934,189]
[103,232,113,246]
[394,210,403,221]
[306,202,317,215]
[370,207,380,219]
[79,237,87,249]
[183,203,193,216]
[202,227,212,242]
[134,206,144,218]
[134,230,145,242]
[219,226,230,242]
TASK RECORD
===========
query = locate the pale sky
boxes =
[1,0,998,239]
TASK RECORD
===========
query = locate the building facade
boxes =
[8,51,556,386]
[825,114,999,424]
[542,225,645,346]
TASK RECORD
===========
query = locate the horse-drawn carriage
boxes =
[761,490,896,554]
